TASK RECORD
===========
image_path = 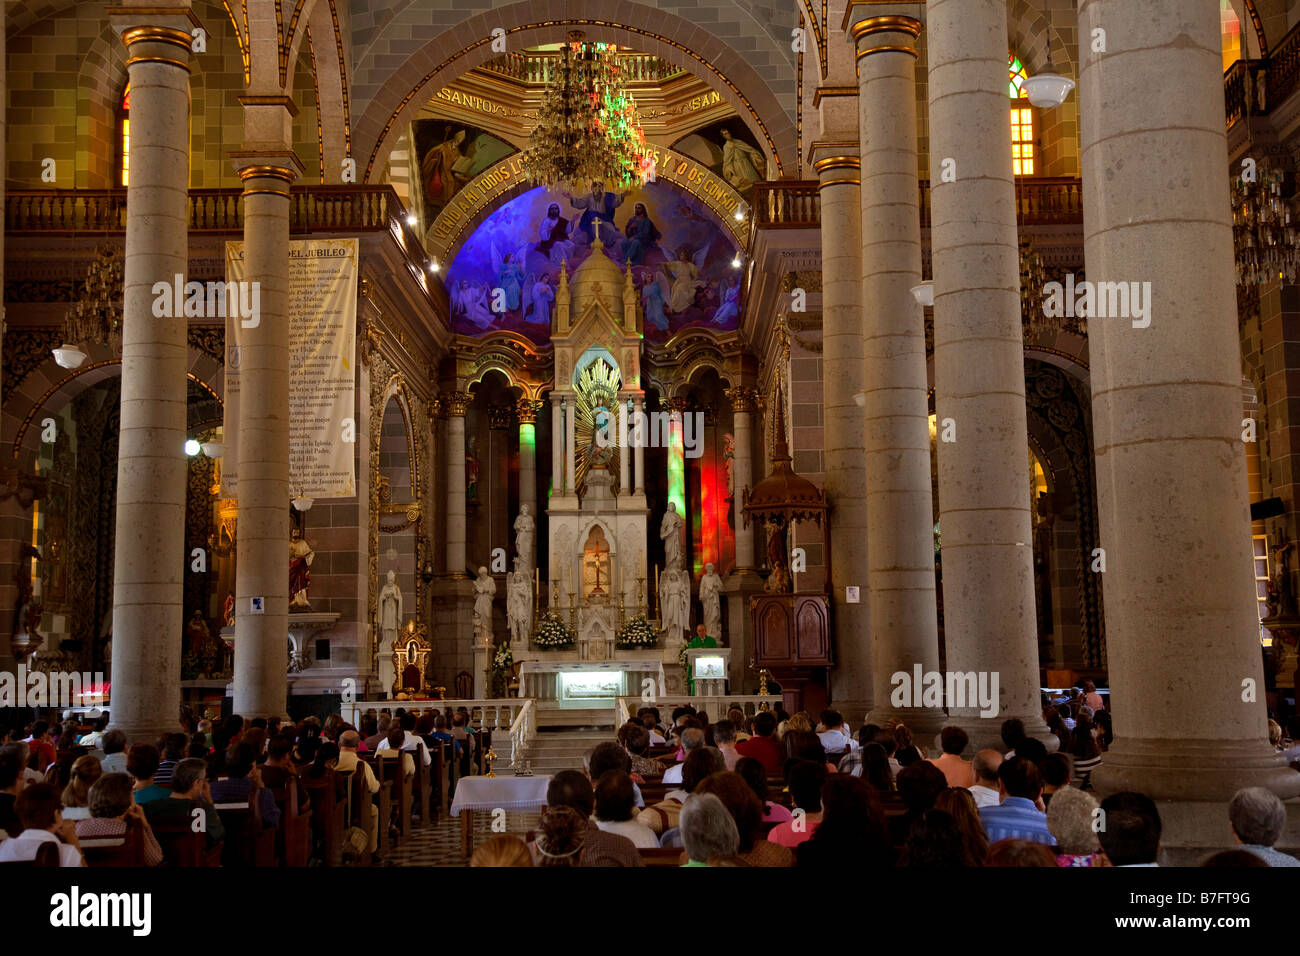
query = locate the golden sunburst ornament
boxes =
[574,358,623,495]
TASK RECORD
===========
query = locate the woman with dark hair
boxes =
[55,723,78,753]
[796,774,894,868]
[322,713,345,742]
[695,770,792,866]
[306,741,340,781]
[859,742,894,792]
[932,787,988,865]
[1069,712,1103,789]
[781,730,836,776]
[986,838,1058,867]
[1092,709,1114,749]
[735,756,792,824]
[536,805,586,867]
[1043,707,1071,753]
[899,809,969,867]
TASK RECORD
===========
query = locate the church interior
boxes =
[1,0,1299,887]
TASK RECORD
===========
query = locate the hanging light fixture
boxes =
[1233,159,1300,287]
[54,243,123,368]
[521,31,651,189]
[1022,1,1075,108]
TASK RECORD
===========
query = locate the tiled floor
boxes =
[381,810,544,867]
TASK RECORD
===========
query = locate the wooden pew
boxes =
[410,741,431,827]
[0,840,61,867]
[370,752,413,841]
[336,767,385,864]
[151,822,223,867]
[303,770,345,866]
[639,847,685,867]
[214,788,277,867]
[638,780,675,806]
[266,774,313,867]
[79,822,146,867]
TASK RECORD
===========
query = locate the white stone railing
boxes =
[613,694,780,727]
[509,698,535,764]
[342,698,532,732]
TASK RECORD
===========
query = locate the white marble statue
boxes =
[506,556,532,645]
[377,570,402,695]
[699,562,723,641]
[661,567,690,643]
[514,504,535,571]
[473,566,497,643]
[660,501,684,571]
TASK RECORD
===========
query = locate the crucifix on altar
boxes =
[582,526,611,604]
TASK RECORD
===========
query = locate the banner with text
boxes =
[222,238,358,499]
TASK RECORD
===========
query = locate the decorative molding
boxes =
[442,390,472,417]
[516,398,543,424]
[726,386,760,413]
[2,328,63,405]
[187,325,224,364]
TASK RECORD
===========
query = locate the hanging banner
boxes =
[222,237,358,499]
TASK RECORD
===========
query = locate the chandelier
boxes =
[54,244,123,368]
[1233,159,1300,287]
[522,31,651,189]
[1018,234,1076,338]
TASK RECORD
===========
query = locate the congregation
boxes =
[1,691,1297,868]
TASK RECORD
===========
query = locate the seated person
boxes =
[816,710,856,754]
[617,722,661,779]
[258,735,311,811]
[736,756,793,824]
[76,772,163,866]
[530,771,644,867]
[641,747,726,837]
[99,729,129,774]
[209,741,281,828]
[128,744,169,805]
[767,760,827,849]
[0,744,25,837]
[0,783,84,866]
[586,742,644,807]
[734,710,782,773]
[662,727,707,786]
[679,793,741,866]
[639,711,667,746]
[374,726,416,778]
[153,733,187,787]
[143,757,226,849]
[979,756,1054,847]
[592,770,659,848]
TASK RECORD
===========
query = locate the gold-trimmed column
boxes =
[517,398,541,567]
[230,99,304,719]
[1079,0,1300,807]
[811,141,871,719]
[726,386,760,572]
[107,9,199,742]
[926,0,1050,749]
[850,8,945,735]
[443,390,471,577]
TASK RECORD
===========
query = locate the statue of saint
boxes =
[699,562,723,641]
[378,570,402,695]
[473,566,497,643]
[765,560,791,594]
[507,557,532,645]
[514,505,535,571]
[661,501,684,572]
[289,528,314,610]
[660,568,690,643]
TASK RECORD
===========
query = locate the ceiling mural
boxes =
[413,119,517,223]
[445,180,743,345]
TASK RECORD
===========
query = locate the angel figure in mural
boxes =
[661,247,708,313]
[452,278,495,330]
[491,244,529,313]
[620,202,662,266]
[720,128,766,193]
[537,202,575,266]
[712,274,741,325]
[524,274,555,325]
[641,274,670,332]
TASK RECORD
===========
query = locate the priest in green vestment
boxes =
[685,624,718,694]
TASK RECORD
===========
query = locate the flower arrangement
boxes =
[616,614,658,649]
[533,608,576,649]
[490,643,514,697]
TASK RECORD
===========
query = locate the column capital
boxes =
[726,386,761,413]
[442,390,471,417]
[842,0,922,32]
[516,398,543,424]
[230,150,305,195]
[487,403,514,430]
[850,14,921,61]
[809,142,861,189]
[665,397,691,414]
[111,8,203,72]
[428,396,444,422]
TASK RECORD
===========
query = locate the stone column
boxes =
[550,394,562,499]
[811,142,872,719]
[107,12,196,740]
[926,0,1049,749]
[852,9,945,734]
[665,397,690,519]
[230,99,304,720]
[564,396,576,494]
[618,397,631,494]
[1080,0,1300,807]
[726,387,759,571]
[633,396,646,493]
[517,398,540,566]
[443,390,470,576]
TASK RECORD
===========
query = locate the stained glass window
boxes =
[1009,53,1034,176]
[120,85,130,187]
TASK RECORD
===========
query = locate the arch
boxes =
[75,25,127,189]
[1005,0,1075,78]
[350,3,797,186]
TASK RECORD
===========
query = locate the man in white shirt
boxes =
[77,714,109,750]
[396,714,431,766]
[592,770,659,848]
[99,729,129,773]
[816,710,857,753]
[662,727,706,785]
[0,783,84,866]
[967,749,1003,809]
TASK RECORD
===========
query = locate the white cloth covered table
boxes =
[516,658,665,699]
[450,775,552,815]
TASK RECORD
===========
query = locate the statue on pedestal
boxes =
[507,556,532,645]
[699,562,723,640]
[514,505,535,571]
[473,566,497,644]
[378,570,402,695]
[661,501,684,571]
[289,527,314,610]
[661,567,690,644]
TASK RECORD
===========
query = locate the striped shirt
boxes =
[979,797,1056,846]
[1072,754,1102,789]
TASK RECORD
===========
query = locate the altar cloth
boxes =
[450,775,553,815]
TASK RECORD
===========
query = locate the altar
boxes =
[516,657,667,700]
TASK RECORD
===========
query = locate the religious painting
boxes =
[671,120,768,196]
[582,525,611,603]
[413,119,516,222]
[445,180,743,344]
